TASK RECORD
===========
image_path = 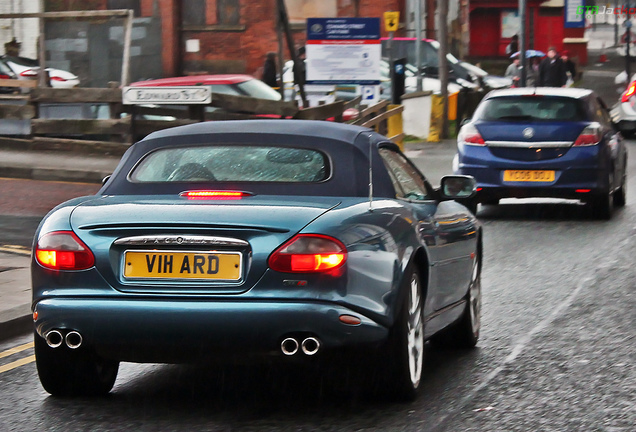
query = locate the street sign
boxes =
[359,85,380,105]
[122,86,212,105]
[384,11,399,32]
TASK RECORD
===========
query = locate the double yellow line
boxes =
[0,245,31,256]
[0,342,35,374]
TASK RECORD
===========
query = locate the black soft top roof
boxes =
[141,119,371,148]
[100,120,400,198]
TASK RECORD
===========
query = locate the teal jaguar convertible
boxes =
[32,120,482,400]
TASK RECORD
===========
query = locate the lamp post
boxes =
[519,0,527,87]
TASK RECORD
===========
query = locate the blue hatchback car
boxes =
[454,88,627,219]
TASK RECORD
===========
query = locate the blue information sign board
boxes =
[305,17,382,85]
[307,18,380,41]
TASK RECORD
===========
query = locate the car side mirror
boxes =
[460,117,472,127]
[440,175,477,200]
[102,175,111,185]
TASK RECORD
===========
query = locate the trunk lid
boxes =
[70,195,341,294]
[476,121,587,161]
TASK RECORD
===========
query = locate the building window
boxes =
[217,0,240,25]
[285,0,337,24]
[182,0,206,26]
[107,0,141,17]
[501,10,519,38]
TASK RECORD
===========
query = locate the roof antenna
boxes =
[368,133,374,212]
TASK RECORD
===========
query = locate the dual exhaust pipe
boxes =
[48,330,315,355]
[44,330,83,349]
[281,336,320,356]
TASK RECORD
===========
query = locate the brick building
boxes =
[46,0,402,82]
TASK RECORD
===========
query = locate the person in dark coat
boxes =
[538,47,568,87]
[560,50,577,84]
[261,52,278,88]
[293,46,306,87]
[506,35,519,56]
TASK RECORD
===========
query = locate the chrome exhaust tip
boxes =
[281,337,299,356]
[301,337,320,356]
[65,331,83,349]
[45,330,63,348]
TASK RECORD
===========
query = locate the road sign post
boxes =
[383,11,399,32]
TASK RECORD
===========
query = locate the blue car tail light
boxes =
[35,231,95,271]
[458,124,485,146]
[573,122,602,146]
[269,234,347,273]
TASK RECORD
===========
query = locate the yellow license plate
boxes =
[503,170,555,182]
[123,250,242,280]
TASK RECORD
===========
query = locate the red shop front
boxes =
[468,1,587,65]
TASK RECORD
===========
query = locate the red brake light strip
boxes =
[180,191,252,200]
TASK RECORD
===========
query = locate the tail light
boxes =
[458,124,485,146]
[622,81,636,103]
[50,76,67,82]
[20,69,38,77]
[573,122,602,146]
[269,234,347,273]
[0,74,10,79]
[35,231,95,270]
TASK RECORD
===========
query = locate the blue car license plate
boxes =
[503,170,555,182]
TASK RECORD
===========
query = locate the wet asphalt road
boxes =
[1,41,635,429]
[0,178,100,249]
[1,141,635,431]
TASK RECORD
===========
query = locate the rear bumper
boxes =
[611,103,636,132]
[459,166,606,202]
[615,120,636,133]
[457,145,608,202]
[473,186,600,202]
[33,297,388,363]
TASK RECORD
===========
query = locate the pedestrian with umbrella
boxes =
[510,50,545,87]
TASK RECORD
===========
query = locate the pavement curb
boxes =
[0,250,32,342]
[0,310,31,343]
[0,163,108,184]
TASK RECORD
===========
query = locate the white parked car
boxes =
[610,78,636,137]
[283,59,467,103]
[1,55,79,88]
[459,61,512,90]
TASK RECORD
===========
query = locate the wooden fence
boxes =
[0,82,403,153]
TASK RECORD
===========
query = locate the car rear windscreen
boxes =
[475,96,587,122]
[129,145,328,183]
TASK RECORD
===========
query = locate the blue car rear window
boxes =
[129,145,328,183]
[476,96,587,122]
